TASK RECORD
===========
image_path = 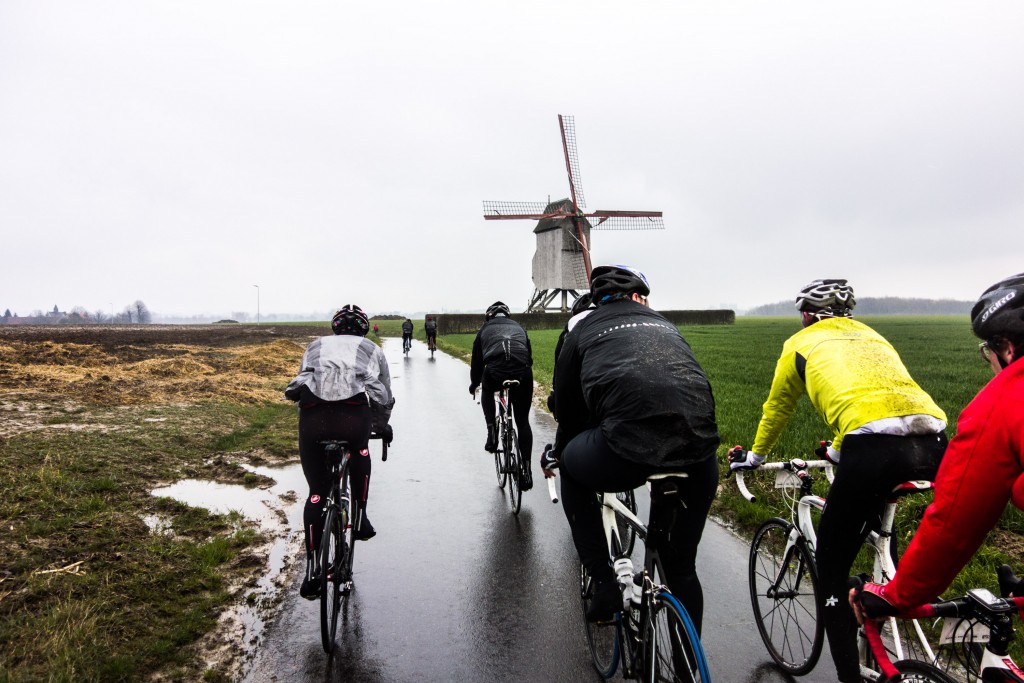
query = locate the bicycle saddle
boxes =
[887,480,933,501]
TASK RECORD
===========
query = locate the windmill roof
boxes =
[534,198,593,234]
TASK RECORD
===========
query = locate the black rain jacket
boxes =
[470,316,532,385]
[551,300,719,468]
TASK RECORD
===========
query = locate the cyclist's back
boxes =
[474,315,531,376]
[754,316,945,455]
[555,298,718,467]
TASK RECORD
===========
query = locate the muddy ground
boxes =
[0,323,331,681]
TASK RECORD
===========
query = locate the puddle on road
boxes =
[151,462,306,676]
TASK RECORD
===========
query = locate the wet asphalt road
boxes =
[246,339,839,682]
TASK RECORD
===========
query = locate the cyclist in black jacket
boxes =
[545,265,720,628]
[469,301,535,490]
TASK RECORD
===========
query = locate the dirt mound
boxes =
[1,340,114,367]
[230,340,305,377]
[132,357,217,378]
[0,330,307,416]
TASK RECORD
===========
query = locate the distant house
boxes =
[1,305,80,325]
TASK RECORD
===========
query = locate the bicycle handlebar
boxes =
[369,432,389,461]
[734,459,834,503]
[547,474,558,503]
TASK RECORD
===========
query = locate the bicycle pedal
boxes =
[340,581,353,595]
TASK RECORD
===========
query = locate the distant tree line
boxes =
[1,301,152,325]
[745,297,972,316]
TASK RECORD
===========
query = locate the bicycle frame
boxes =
[601,489,646,550]
[863,590,1024,682]
[737,459,941,674]
[599,478,712,682]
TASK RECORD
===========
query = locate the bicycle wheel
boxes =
[888,659,959,682]
[506,425,522,515]
[319,504,344,653]
[749,518,823,675]
[644,591,710,683]
[581,563,620,678]
[615,489,638,557]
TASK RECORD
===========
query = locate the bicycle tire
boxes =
[507,425,522,515]
[319,504,343,653]
[644,591,711,683]
[615,489,638,557]
[748,518,823,675]
[888,659,959,682]
[581,563,620,678]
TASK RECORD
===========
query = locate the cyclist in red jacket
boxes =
[856,273,1024,618]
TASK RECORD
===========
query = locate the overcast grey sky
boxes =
[2,1,1022,319]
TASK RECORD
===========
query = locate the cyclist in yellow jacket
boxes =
[728,279,947,683]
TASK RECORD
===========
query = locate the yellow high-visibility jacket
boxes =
[752,317,945,455]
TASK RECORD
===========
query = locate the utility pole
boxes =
[253,285,260,325]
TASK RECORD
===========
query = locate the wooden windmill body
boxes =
[483,115,664,312]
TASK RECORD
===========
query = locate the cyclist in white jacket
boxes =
[285,304,394,599]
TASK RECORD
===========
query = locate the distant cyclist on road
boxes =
[469,301,534,490]
[854,272,1024,620]
[728,278,947,683]
[424,315,438,353]
[284,305,395,599]
[544,265,720,629]
[401,318,413,354]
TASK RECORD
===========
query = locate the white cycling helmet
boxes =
[795,279,856,317]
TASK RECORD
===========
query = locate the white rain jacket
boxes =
[285,334,393,408]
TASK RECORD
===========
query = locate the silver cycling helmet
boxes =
[795,279,856,317]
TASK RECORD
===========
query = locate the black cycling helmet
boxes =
[971,272,1024,341]
[486,301,510,319]
[331,304,370,336]
[795,279,856,317]
[570,292,594,317]
[590,264,650,304]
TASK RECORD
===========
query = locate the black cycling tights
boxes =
[298,401,372,555]
[559,427,718,633]
[480,369,534,462]
[817,431,947,682]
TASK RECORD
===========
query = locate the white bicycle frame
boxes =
[736,460,939,678]
[603,489,646,551]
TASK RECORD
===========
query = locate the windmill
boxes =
[483,115,664,313]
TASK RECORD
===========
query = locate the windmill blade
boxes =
[586,211,665,231]
[559,115,587,211]
[483,200,553,219]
